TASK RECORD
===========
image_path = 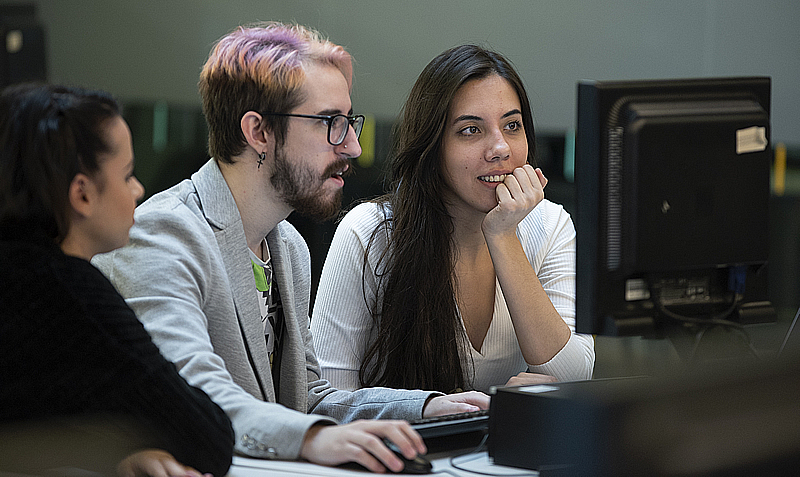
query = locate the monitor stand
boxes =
[665,320,761,364]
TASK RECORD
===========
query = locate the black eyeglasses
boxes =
[261,112,365,146]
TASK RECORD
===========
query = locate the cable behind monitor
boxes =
[778,305,800,358]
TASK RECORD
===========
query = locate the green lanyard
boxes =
[252,260,271,293]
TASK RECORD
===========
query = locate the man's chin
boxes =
[290,192,342,222]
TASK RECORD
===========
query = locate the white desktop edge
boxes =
[228,451,538,476]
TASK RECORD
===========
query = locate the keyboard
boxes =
[409,409,489,440]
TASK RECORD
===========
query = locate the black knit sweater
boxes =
[0,223,234,476]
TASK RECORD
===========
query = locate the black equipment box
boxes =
[488,367,800,476]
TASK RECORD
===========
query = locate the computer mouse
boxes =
[383,438,433,474]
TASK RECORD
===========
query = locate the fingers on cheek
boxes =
[497,186,513,203]
[536,168,548,187]
[513,168,535,191]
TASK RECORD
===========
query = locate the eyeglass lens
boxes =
[330,115,364,145]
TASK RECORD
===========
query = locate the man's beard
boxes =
[270,144,349,222]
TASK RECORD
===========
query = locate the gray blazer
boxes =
[94,160,433,459]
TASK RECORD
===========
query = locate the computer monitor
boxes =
[575,76,775,337]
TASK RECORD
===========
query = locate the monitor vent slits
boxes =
[606,127,623,271]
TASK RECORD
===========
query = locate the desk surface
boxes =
[227,451,538,476]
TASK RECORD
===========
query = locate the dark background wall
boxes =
[3,0,799,376]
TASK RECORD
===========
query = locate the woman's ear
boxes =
[240,111,274,154]
[67,173,95,218]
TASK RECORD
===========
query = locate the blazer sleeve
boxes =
[94,201,332,460]
[275,218,436,422]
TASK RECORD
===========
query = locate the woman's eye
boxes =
[506,120,523,131]
[460,125,480,136]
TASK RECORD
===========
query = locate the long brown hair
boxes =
[359,45,536,392]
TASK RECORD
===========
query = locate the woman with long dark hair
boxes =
[312,45,594,393]
[0,83,233,476]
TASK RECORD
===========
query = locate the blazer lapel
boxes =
[192,160,275,402]
[267,224,308,412]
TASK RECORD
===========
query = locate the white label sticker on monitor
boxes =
[736,126,768,154]
[625,278,650,301]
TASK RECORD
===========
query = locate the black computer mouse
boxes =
[383,438,433,474]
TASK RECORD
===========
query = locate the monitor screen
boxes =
[575,77,774,337]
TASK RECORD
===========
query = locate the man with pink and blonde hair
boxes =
[95,22,488,472]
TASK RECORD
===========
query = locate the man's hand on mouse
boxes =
[299,419,426,473]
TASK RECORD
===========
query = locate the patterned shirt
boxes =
[250,241,284,373]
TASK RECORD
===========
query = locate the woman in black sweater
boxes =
[0,83,234,476]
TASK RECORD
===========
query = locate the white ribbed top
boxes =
[311,200,595,393]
